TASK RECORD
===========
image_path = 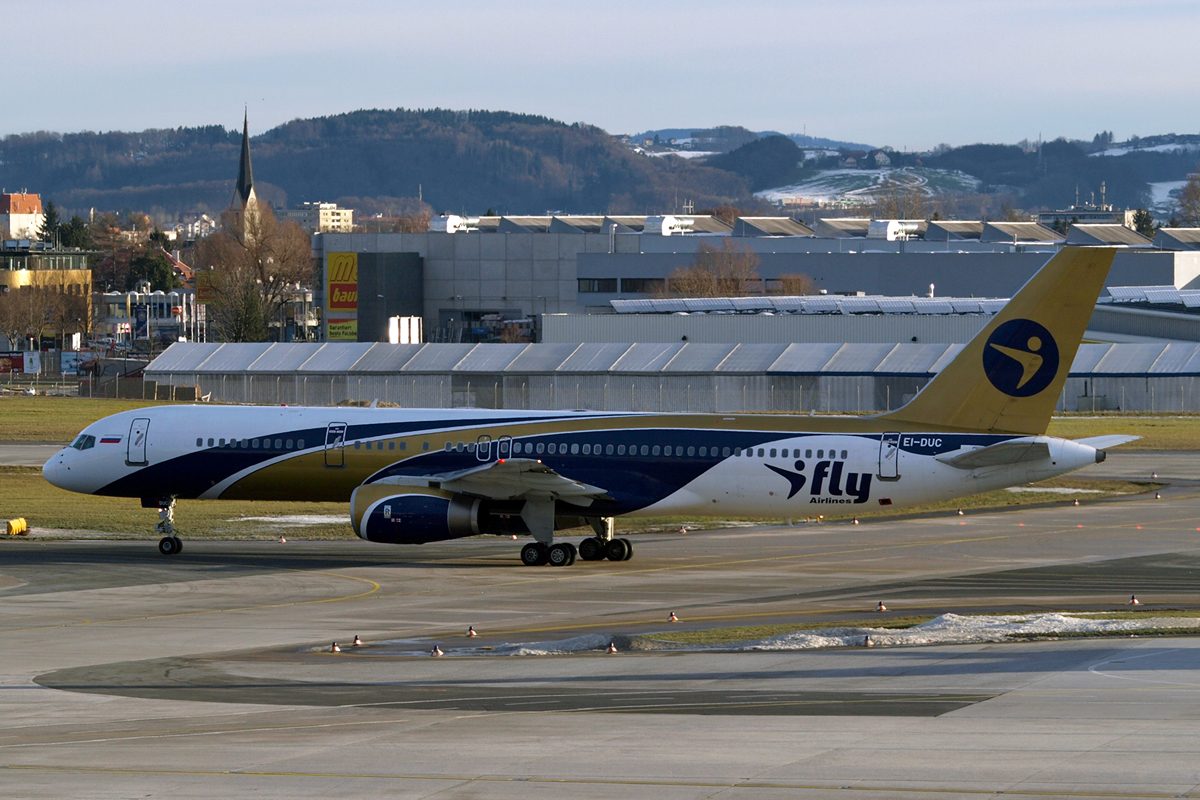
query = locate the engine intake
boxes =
[351,485,481,544]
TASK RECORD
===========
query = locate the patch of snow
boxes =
[1005,487,1107,495]
[646,150,718,159]
[230,514,347,527]
[489,633,615,656]
[1091,143,1200,157]
[1149,180,1187,212]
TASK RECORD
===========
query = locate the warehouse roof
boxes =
[732,217,815,237]
[609,295,1010,315]
[1067,224,1153,247]
[147,341,1200,378]
[981,222,1064,243]
[1154,228,1200,250]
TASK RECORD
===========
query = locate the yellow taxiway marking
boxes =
[0,764,1189,798]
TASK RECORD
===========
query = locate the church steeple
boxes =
[232,110,256,210]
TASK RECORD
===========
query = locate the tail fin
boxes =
[880,246,1115,435]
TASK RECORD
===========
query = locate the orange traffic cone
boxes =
[876,601,887,612]
[431,645,444,657]
[467,626,477,637]
[330,642,341,653]
[668,612,678,622]
[352,635,363,646]
[1130,595,1140,605]
[606,641,618,654]
[864,635,875,647]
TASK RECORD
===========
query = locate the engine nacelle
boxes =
[351,485,481,544]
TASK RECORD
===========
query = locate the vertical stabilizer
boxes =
[879,247,1115,434]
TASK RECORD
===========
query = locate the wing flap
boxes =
[373,458,609,501]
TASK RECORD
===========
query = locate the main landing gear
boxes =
[153,497,183,556]
[518,515,633,567]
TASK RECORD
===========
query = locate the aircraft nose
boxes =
[43,452,65,489]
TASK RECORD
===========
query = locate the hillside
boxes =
[0,109,752,218]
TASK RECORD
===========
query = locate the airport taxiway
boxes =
[3,456,1200,797]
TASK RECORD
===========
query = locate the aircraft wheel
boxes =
[605,538,629,562]
[577,537,603,561]
[173,537,183,554]
[548,543,573,567]
[520,542,548,566]
[564,542,577,565]
[619,538,633,561]
[158,536,179,556]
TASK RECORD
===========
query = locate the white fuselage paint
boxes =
[43,405,1101,520]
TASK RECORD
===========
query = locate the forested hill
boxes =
[0,109,751,218]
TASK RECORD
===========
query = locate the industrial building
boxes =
[312,219,1200,343]
[146,339,1200,413]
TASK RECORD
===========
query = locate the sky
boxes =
[8,0,1199,149]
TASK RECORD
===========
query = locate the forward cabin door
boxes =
[127,418,150,466]
[878,432,901,480]
[325,422,348,468]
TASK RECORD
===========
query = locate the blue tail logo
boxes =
[982,319,1059,397]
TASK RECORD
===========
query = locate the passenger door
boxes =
[126,417,150,466]
[878,432,901,480]
[325,422,348,468]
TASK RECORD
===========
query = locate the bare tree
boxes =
[1178,169,1200,226]
[192,206,314,342]
[773,273,817,296]
[663,239,762,297]
[394,211,431,233]
[871,180,928,220]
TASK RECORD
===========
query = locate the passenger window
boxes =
[547,443,556,454]
[806,449,812,458]
[769,448,777,458]
[219,438,226,446]
[700,447,707,457]
[298,439,305,449]
[606,444,614,455]
[617,444,626,455]
[286,439,293,449]
[582,444,591,455]
[841,450,848,459]
[275,439,282,450]
[389,441,395,450]
[687,446,695,456]
[595,444,602,454]
[355,442,361,449]
[757,448,764,457]
[652,445,661,456]
[734,447,742,456]
[640,445,649,456]
[252,440,260,449]
[422,441,429,451]
[818,449,824,458]
[444,442,452,452]
[466,442,475,453]
[400,441,406,450]
[571,443,579,454]
[196,437,203,447]
[722,447,731,457]
[457,442,465,453]
[536,442,545,454]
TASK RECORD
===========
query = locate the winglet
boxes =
[1073,435,1141,450]
[878,247,1116,435]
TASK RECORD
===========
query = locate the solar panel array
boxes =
[1106,285,1200,308]
[610,295,1008,315]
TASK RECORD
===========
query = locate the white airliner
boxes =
[44,248,1135,566]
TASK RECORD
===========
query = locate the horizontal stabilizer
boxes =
[937,440,1050,470]
[1073,435,1141,450]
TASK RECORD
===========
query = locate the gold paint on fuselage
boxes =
[217,410,986,503]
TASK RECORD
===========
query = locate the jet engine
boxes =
[351,485,483,544]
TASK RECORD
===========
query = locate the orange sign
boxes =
[328,252,358,311]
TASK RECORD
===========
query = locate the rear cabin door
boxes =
[127,417,150,465]
[325,422,348,468]
[878,432,901,480]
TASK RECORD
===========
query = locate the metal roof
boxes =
[981,222,1063,243]
[148,341,1200,379]
[1154,228,1200,250]
[611,293,1007,315]
[732,217,815,237]
[1067,224,1153,247]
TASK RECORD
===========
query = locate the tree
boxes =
[192,206,313,342]
[1177,170,1200,226]
[871,179,927,220]
[38,200,60,242]
[125,250,181,292]
[699,205,745,227]
[58,216,91,248]
[1132,208,1158,238]
[773,273,816,296]
[664,239,761,297]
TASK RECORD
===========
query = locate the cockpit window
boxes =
[71,434,96,451]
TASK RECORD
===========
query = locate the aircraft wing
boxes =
[371,458,610,502]
[936,440,1051,470]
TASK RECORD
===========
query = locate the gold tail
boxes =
[879,246,1116,435]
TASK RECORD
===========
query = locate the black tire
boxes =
[173,537,183,555]
[548,543,572,567]
[520,543,547,566]
[158,537,177,556]
[564,542,577,566]
[577,537,603,561]
[605,538,629,562]
[620,538,633,561]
